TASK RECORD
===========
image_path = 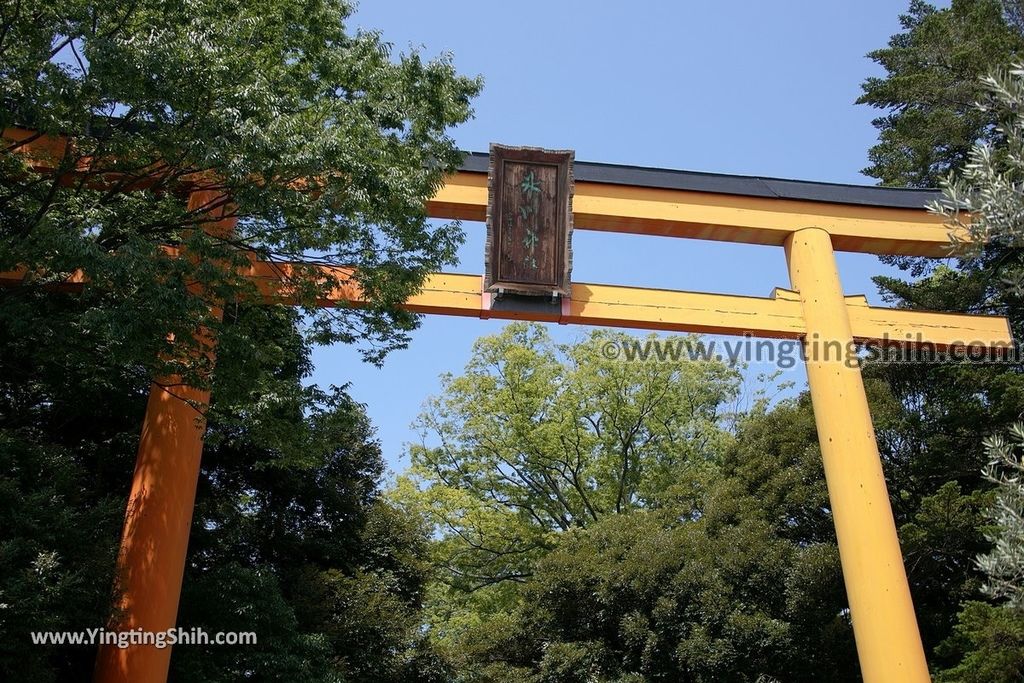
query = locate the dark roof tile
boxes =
[459,151,939,210]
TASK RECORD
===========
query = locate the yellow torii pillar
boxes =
[787,228,929,681]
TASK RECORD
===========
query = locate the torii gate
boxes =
[3,128,1013,683]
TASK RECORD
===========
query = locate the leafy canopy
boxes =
[1,1,480,679]
[932,65,1024,614]
[858,0,1024,188]
[397,323,741,593]
[0,0,481,372]
[416,397,858,683]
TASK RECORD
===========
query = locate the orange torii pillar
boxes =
[93,190,235,683]
[786,227,930,682]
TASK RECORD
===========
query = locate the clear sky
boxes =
[309,0,935,473]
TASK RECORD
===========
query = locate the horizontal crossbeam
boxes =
[3,263,1009,349]
[427,172,958,258]
[239,264,1010,349]
[3,261,1009,348]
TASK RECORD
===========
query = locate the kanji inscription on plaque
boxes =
[485,144,574,296]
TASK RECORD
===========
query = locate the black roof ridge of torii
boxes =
[459,150,941,211]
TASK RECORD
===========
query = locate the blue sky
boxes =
[310,1,936,472]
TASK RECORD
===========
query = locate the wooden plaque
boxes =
[485,144,574,297]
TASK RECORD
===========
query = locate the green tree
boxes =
[935,601,1024,683]
[1,0,481,373]
[929,66,1024,610]
[174,306,448,682]
[0,293,142,681]
[862,56,1024,678]
[858,0,1024,189]
[399,324,740,592]
[396,324,741,675]
[397,326,874,680]
[977,424,1024,610]
[438,397,858,682]
[921,70,1024,682]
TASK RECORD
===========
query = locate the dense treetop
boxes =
[1,0,481,372]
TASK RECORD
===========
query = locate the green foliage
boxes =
[0,296,447,681]
[401,314,1016,679]
[0,295,143,682]
[933,65,1024,299]
[978,424,1024,609]
[403,376,860,679]
[1,0,481,371]
[926,60,1024,621]
[859,331,1023,659]
[2,4,477,677]
[172,564,335,682]
[713,395,832,545]
[858,0,1024,189]
[929,424,1024,678]
[398,323,740,592]
[520,509,797,682]
[429,398,857,682]
[0,433,124,682]
[178,308,445,681]
[935,601,1024,682]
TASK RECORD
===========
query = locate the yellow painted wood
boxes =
[561,283,806,337]
[406,273,485,316]
[14,262,1010,348]
[786,228,930,683]
[427,171,962,257]
[849,303,1013,349]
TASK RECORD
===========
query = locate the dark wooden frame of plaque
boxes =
[485,144,574,297]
